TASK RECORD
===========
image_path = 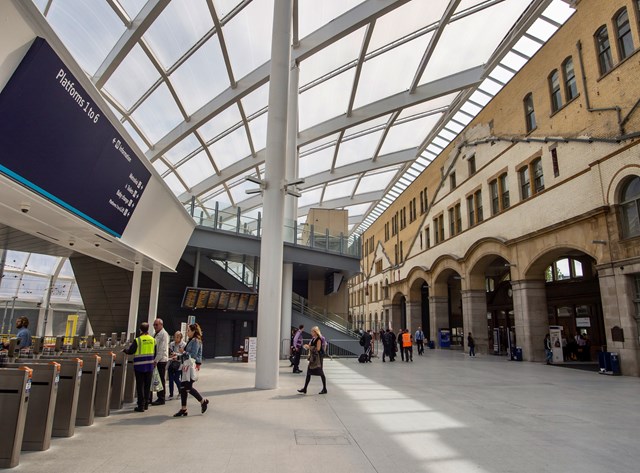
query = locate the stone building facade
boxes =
[349,0,640,376]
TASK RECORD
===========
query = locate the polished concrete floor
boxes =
[16,349,640,473]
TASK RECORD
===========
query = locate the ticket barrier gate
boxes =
[12,358,82,438]
[108,351,128,410]
[0,367,31,468]
[41,354,100,426]
[89,350,115,416]
[4,362,59,451]
[123,354,135,403]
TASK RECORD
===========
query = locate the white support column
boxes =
[255,0,293,390]
[148,262,161,329]
[127,263,143,339]
[280,63,299,358]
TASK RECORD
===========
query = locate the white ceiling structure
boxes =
[1,0,576,303]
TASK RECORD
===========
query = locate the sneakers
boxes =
[151,399,165,406]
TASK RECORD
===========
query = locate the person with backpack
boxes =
[359,329,372,363]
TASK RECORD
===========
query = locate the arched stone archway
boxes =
[431,266,463,348]
[408,277,430,339]
[390,292,407,331]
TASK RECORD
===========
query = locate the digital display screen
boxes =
[181,287,257,312]
[0,37,151,237]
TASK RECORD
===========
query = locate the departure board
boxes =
[181,287,257,311]
[0,38,151,237]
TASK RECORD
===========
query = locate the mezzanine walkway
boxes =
[17,350,640,473]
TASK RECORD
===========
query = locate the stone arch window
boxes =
[615,7,634,60]
[545,257,584,282]
[595,25,614,75]
[620,175,640,238]
[549,69,562,112]
[562,56,578,101]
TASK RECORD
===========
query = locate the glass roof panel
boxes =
[396,92,456,120]
[122,121,149,152]
[68,284,83,303]
[343,202,371,216]
[222,0,274,80]
[248,113,268,151]
[102,42,161,110]
[240,84,269,117]
[380,113,443,155]
[0,272,20,298]
[170,38,229,115]
[208,126,251,171]
[299,28,364,86]
[421,0,529,84]
[324,178,357,200]
[298,0,365,39]
[163,134,202,166]
[502,51,529,72]
[543,1,575,23]
[335,130,384,167]
[527,17,559,42]
[58,259,75,278]
[489,65,516,85]
[299,146,334,178]
[153,159,170,175]
[130,82,184,143]
[198,104,243,142]
[201,185,231,208]
[162,172,187,196]
[298,69,355,131]
[25,254,59,275]
[344,115,391,138]
[19,274,49,299]
[356,169,398,194]
[227,180,255,204]
[5,251,28,271]
[513,36,543,58]
[354,34,431,109]
[367,0,448,51]
[176,150,215,188]
[45,1,124,75]
[143,0,214,70]
[478,77,503,96]
[118,0,147,20]
[298,187,322,208]
[300,133,340,156]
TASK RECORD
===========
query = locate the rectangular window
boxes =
[595,26,614,75]
[421,187,428,214]
[392,214,398,236]
[468,155,476,176]
[563,57,577,101]
[449,207,455,236]
[375,260,382,274]
[400,241,403,261]
[438,215,444,242]
[400,208,406,229]
[384,222,390,241]
[394,244,398,265]
[533,158,545,192]
[450,172,456,190]
[369,236,375,254]
[425,227,431,248]
[549,70,562,112]
[551,148,560,177]
[520,166,531,200]
[490,180,499,215]
[500,173,510,209]
[455,203,461,234]
[467,195,475,227]
[616,8,634,60]
[524,93,536,132]
[634,275,640,320]
[419,191,425,214]
[475,189,483,222]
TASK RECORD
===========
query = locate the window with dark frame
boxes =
[533,158,545,193]
[524,93,536,132]
[520,166,531,200]
[490,179,499,215]
[595,25,614,75]
[499,173,510,210]
[563,57,578,101]
[449,172,456,190]
[551,148,560,177]
[467,195,475,227]
[549,70,562,112]
[475,189,483,222]
[384,222,390,241]
[425,227,431,248]
[468,155,476,176]
[616,8,634,60]
[449,207,455,236]
[620,175,640,238]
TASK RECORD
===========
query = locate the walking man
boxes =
[415,326,425,355]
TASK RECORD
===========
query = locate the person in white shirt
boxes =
[150,318,170,405]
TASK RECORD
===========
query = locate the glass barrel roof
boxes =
[28,0,574,238]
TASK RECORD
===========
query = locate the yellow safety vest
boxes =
[133,334,155,372]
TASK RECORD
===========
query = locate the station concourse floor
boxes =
[17,349,640,473]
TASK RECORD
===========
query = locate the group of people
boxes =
[376,326,428,362]
[124,319,208,417]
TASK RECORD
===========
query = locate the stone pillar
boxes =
[511,279,547,362]
[462,289,488,355]
[597,264,640,376]
[405,301,421,333]
[429,295,449,348]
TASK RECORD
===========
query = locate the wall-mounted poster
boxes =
[228,292,240,311]
[206,291,220,309]
[217,292,229,309]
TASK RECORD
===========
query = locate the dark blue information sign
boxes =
[0,37,151,238]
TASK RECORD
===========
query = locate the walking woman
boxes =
[173,323,209,416]
[167,331,186,399]
[297,326,327,395]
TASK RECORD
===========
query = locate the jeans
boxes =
[168,366,181,397]
[416,340,424,355]
[180,380,203,408]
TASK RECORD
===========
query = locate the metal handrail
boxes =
[292,297,360,340]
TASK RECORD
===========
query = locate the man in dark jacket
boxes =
[382,328,396,362]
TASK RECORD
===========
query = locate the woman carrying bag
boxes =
[297,326,328,395]
[167,331,186,399]
[173,324,209,417]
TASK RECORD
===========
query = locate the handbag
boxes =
[151,367,163,392]
[169,359,181,371]
[181,356,198,382]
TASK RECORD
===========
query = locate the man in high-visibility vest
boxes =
[401,329,413,362]
[124,322,156,412]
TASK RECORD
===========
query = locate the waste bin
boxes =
[514,347,523,361]
[599,352,620,375]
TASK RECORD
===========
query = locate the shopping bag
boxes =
[181,356,198,382]
[151,367,163,392]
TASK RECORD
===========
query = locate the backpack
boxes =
[359,337,366,347]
